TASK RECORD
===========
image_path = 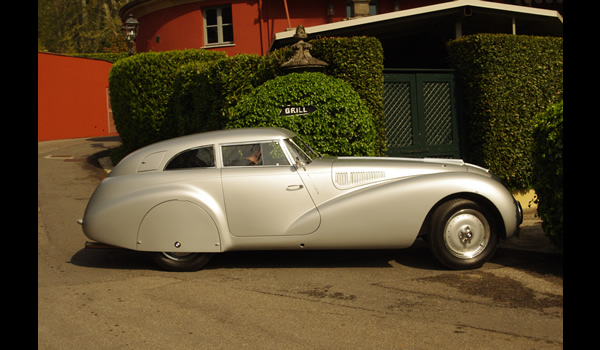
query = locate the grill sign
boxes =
[279,105,316,117]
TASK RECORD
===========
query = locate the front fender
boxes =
[396,171,521,240]
[312,171,519,248]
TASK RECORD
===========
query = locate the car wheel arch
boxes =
[136,199,222,253]
[418,192,506,240]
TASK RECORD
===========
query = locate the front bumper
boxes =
[514,199,523,238]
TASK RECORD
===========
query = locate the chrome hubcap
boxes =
[444,209,490,259]
[458,226,473,243]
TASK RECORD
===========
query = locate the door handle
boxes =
[287,185,304,191]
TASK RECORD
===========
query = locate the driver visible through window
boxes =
[222,142,290,167]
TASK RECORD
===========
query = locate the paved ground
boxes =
[38,136,563,349]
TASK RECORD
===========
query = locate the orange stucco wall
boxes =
[38,52,117,141]
[135,0,349,56]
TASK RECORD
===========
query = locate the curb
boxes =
[98,157,114,173]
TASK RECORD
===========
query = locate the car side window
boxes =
[165,146,215,170]
[222,142,290,167]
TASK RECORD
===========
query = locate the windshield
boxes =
[285,136,320,166]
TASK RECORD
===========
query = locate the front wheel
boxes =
[428,199,498,270]
[151,252,214,272]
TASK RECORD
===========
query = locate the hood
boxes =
[331,157,489,189]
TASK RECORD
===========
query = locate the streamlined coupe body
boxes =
[80,127,522,271]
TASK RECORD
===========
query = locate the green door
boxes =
[383,71,460,159]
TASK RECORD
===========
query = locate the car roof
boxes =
[140,127,296,151]
[109,127,298,176]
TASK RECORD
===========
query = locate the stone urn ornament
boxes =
[281,25,328,73]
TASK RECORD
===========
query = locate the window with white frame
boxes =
[203,5,234,46]
[346,0,378,18]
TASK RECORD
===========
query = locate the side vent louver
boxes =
[334,171,385,189]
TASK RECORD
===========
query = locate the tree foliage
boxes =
[38,0,128,54]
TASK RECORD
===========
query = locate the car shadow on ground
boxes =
[69,240,443,271]
[206,245,444,271]
[70,238,562,278]
[68,240,491,272]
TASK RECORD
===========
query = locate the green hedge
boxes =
[532,101,563,251]
[169,52,287,137]
[309,37,386,155]
[168,37,385,155]
[229,72,377,156]
[447,34,563,190]
[108,49,226,153]
[108,37,385,159]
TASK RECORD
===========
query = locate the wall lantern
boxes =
[123,14,139,56]
[327,1,335,17]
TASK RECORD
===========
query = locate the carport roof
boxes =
[268,0,563,51]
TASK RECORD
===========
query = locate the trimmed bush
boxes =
[229,72,377,156]
[108,49,226,153]
[169,37,385,155]
[309,37,386,155]
[109,37,385,160]
[170,53,286,136]
[447,34,563,190]
[168,61,212,138]
[531,101,563,251]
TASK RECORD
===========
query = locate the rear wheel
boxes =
[151,252,214,272]
[428,199,498,270]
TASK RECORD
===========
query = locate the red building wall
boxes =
[134,0,350,56]
[38,53,117,141]
[136,2,206,53]
[132,0,446,56]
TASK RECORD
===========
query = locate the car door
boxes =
[221,141,320,237]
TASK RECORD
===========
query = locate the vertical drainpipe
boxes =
[283,0,292,29]
[455,20,462,39]
[258,0,264,55]
[456,5,471,39]
[512,17,517,34]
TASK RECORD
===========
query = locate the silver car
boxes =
[79,127,522,271]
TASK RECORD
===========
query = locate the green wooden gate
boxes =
[383,70,460,159]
